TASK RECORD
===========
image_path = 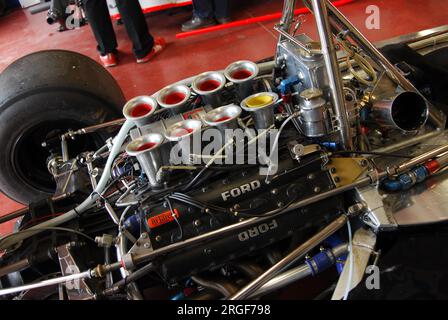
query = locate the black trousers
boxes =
[83,0,154,58]
[193,0,229,19]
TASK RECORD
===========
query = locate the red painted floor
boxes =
[1,0,448,235]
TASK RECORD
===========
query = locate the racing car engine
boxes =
[1,0,441,301]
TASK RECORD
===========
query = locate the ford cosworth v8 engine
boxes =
[1,0,448,300]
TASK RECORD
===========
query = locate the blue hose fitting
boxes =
[305,250,335,276]
[278,75,301,95]
[321,141,339,151]
[381,165,429,191]
[324,235,347,274]
[124,213,145,235]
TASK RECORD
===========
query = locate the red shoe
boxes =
[136,38,167,64]
[99,53,118,68]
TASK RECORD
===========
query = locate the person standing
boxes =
[182,0,230,32]
[83,0,166,67]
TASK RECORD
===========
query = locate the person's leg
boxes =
[83,0,118,56]
[193,0,213,19]
[182,0,217,31]
[213,0,230,20]
[115,0,154,59]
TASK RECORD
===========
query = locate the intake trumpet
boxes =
[203,104,242,130]
[241,92,279,130]
[157,84,191,115]
[123,96,158,128]
[225,60,259,101]
[192,71,227,108]
[126,133,167,187]
[165,119,203,165]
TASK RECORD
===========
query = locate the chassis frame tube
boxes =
[279,0,297,34]
[371,130,444,155]
[229,214,349,300]
[0,270,92,297]
[309,0,353,150]
[393,144,448,175]
[0,258,30,278]
[0,193,71,225]
[251,243,348,298]
[322,0,447,129]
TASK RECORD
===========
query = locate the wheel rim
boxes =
[11,120,102,194]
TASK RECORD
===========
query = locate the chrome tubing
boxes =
[370,91,429,132]
[116,234,144,300]
[224,60,259,101]
[229,214,349,300]
[0,270,92,297]
[241,92,279,130]
[273,25,316,55]
[251,244,348,298]
[70,118,127,136]
[323,0,447,129]
[126,133,167,188]
[392,144,448,175]
[371,130,444,155]
[279,0,297,34]
[0,258,30,278]
[123,96,158,128]
[309,0,353,150]
[277,0,298,67]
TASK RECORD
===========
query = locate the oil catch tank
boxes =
[299,88,331,137]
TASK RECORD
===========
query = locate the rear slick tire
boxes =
[0,50,126,204]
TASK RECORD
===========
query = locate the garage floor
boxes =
[1,0,447,235]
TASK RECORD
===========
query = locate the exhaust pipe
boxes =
[225,60,259,101]
[126,133,166,187]
[123,96,158,128]
[157,84,191,115]
[192,71,227,108]
[165,119,203,165]
[241,92,279,130]
[371,91,429,132]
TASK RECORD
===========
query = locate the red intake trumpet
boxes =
[192,71,226,108]
[203,104,242,136]
[123,96,158,128]
[157,84,191,115]
[126,133,167,187]
[165,119,203,165]
[225,60,259,101]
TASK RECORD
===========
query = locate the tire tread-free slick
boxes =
[0,50,125,204]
